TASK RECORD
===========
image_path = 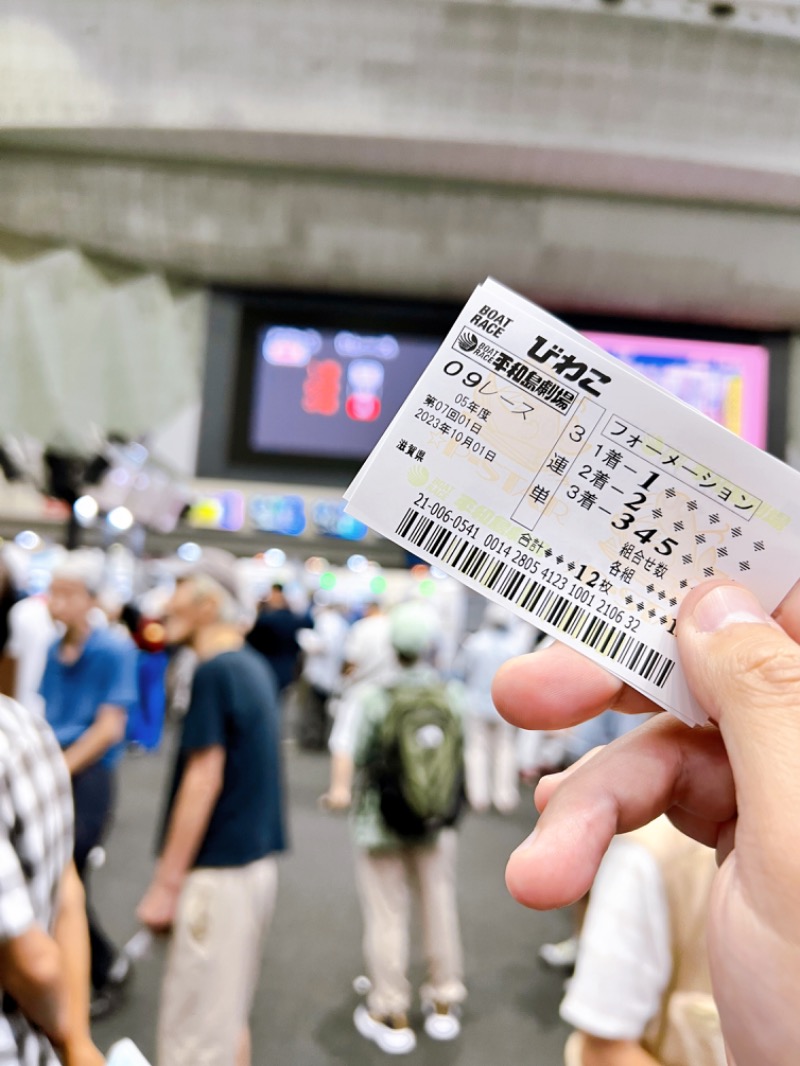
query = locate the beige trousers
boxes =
[158,857,278,1066]
[355,829,467,1017]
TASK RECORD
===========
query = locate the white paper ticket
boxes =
[345,278,800,726]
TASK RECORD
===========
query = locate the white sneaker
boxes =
[538,935,579,969]
[87,846,106,870]
[353,1004,416,1055]
[423,1003,461,1041]
[352,974,372,996]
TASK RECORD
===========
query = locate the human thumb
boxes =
[678,581,800,864]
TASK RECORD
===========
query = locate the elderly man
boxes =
[40,552,138,1017]
[137,550,287,1066]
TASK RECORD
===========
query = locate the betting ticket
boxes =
[345,278,800,726]
[107,1040,152,1066]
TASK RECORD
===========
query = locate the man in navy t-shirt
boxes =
[137,550,286,1066]
[40,553,138,1016]
[246,582,310,693]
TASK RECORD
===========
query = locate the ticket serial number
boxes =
[409,492,646,633]
[412,492,481,539]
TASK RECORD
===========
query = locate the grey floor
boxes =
[90,736,573,1065]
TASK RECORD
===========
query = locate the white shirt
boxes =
[6,596,56,718]
[342,613,395,687]
[456,624,531,721]
[298,608,349,695]
[328,674,387,756]
[328,613,396,754]
[560,836,672,1041]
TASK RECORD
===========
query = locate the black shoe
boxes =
[90,985,123,1021]
[90,956,133,1019]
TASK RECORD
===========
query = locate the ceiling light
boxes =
[73,495,99,525]
[14,530,41,551]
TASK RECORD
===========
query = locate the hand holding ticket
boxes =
[346,278,800,726]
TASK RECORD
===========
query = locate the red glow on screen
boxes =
[302,360,341,416]
[346,394,382,422]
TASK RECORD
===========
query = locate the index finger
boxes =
[492,639,657,731]
[493,575,800,733]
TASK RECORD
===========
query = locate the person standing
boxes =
[6,590,57,717]
[340,600,394,690]
[347,602,468,1055]
[246,583,309,694]
[560,816,721,1066]
[537,708,655,972]
[296,596,348,750]
[323,600,396,810]
[455,604,534,815]
[0,693,104,1066]
[137,550,287,1066]
[39,552,138,1017]
[0,555,23,699]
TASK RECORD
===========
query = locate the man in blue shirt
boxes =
[40,553,138,1017]
[137,550,286,1066]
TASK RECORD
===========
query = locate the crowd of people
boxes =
[0,544,795,1065]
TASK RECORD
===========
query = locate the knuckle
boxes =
[725,638,800,702]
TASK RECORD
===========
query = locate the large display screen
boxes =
[246,323,771,461]
[586,332,770,449]
[249,325,440,461]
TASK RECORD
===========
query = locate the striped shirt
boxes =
[0,697,74,1065]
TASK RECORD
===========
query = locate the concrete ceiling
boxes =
[2,0,800,325]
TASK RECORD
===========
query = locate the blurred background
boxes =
[1,1,800,1063]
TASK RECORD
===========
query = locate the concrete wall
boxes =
[2,0,800,471]
[1,0,800,326]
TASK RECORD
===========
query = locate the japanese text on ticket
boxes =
[345,279,800,725]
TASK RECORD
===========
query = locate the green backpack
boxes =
[372,681,465,839]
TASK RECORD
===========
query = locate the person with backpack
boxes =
[348,600,468,1055]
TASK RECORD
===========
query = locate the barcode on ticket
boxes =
[397,507,676,689]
